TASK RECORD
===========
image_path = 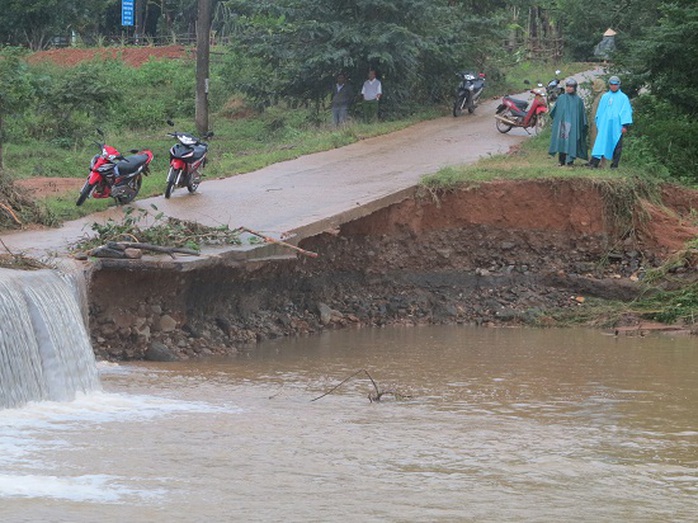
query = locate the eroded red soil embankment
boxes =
[88,179,698,361]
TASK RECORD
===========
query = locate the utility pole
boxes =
[195,0,212,136]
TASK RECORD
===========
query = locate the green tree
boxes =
[221,0,500,113]
[616,1,698,184]
[556,0,663,60]
[0,0,114,49]
[621,2,698,115]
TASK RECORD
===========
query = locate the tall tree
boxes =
[621,1,698,115]
[222,0,499,109]
[0,0,113,49]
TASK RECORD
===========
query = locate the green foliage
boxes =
[611,2,698,184]
[626,95,698,185]
[636,283,698,325]
[618,2,698,116]
[557,0,664,61]
[222,0,503,112]
[0,55,196,147]
[0,0,113,50]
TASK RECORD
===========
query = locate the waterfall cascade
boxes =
[0,267,101,409]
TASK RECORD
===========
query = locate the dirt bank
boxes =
[86,178,698,361]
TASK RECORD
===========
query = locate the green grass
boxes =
[494,62,593,95]
[422,131,613,187]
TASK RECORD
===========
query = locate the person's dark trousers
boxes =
[610,136,623,169]
[363,100,379,122]
[558,153,567,166]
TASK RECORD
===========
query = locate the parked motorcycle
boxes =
[164,122,213,199]
[494,83,549,134]
[453,71,486,116]
[546,69,563,103]
[76,129,153,206]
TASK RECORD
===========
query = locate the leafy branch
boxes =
[72,205,242,254]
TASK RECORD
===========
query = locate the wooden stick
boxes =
[311,369,365,402]
[0,202,21,225]
[239,226,318,258]
[0,237,14,255]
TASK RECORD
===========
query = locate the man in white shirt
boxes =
[361,69,382,122]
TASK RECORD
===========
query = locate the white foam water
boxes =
[0,268,101,409]
[0,387,236,503]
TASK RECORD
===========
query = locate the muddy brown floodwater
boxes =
[1,326,697,522]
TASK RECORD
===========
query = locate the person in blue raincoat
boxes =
[548,78,588,167]
[587,76,633,169]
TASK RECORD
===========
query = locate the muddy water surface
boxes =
[1,326,697,522]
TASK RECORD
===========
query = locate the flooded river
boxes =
[1,326,697,522]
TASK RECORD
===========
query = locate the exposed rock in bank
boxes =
[86,179,698,360]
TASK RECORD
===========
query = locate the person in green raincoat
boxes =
[548,78,588,167]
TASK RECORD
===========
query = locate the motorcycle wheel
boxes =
[534,114,546,134]
[165,167,180,199]
[76,180,95,206]
[187,169,201,193]
[116,175,142,205]
[467,97,476,114]
[453,95,467,117]
[495,110,514,134]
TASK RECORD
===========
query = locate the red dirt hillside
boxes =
[27,45,192,67]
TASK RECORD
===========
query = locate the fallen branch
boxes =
[240,226,318,258]
[0,202,21,225]
[0,237,14,255]
[0,238,47,270]
[311,369,411,403]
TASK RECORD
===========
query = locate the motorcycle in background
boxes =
[453,71,486,116]
[546,69,563,103]
[76,129,153,206]
[164,121,213,199]
[494,82,549,134]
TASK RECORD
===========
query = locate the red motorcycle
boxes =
[76,129,153,206]
[164,122,213,199]
[494,83,549,134]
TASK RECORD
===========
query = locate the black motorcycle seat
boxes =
[505,96,529,109]
[116,154,149,175]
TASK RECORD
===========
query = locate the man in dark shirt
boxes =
[331,73,354,126]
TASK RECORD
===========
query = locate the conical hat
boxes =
[604,28,617,37]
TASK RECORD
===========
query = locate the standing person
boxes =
[548,78,588,167]
[588,78,606,148]
[587,76,633,169]
[331,73,354,126]
[361,69,382,122]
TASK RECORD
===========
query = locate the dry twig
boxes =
[311,369,411,403]
[239,226,318,258]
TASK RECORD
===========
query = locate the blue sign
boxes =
[122,0,135,27]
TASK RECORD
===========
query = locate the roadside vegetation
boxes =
[0,45,589,227]
[0,0,695,327]
[0,1,695,229]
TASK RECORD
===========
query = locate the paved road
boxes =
[3,73,600,259]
